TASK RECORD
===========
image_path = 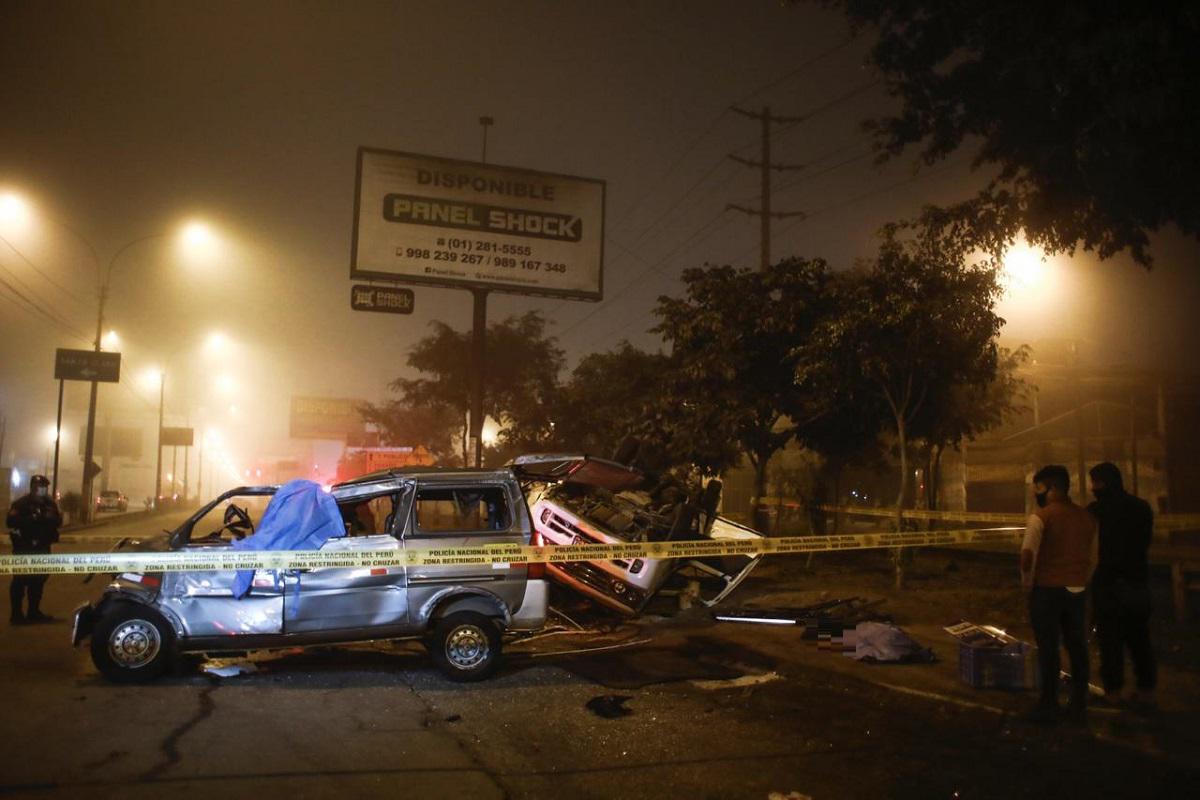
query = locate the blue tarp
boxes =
[231,479,345,599]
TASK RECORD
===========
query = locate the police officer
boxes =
[6,474,61,624]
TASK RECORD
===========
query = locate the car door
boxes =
[402,481,529,619]
[282,491,409,634]
[162,563,285,637]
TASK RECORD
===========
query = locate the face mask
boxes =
[35,487,48,498]
[1035,491,1049,508]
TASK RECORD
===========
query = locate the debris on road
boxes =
[844,621,934,664]
[691,671,784,691]
[585,695,633,719]
[202,659,259,678]
[944,621,1037,689]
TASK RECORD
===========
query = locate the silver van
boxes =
[72,468,547,683]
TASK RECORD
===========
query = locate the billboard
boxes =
[350,147,605,300]
[289,396,367,441]
[160,427,194,447]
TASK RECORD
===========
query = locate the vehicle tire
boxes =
[428,611,502,682]
[90,604,175,684]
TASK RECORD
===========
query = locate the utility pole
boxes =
[727,105,807,270]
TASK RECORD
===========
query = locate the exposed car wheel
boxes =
[90,604,174,684]
[428,611,501,682]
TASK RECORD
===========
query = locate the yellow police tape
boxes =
[814,505,1200,530]
[0,526,1024,576]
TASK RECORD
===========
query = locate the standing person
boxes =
[1020,464,1098,724]
[1088,461,1157,709]
[6,474,62,624]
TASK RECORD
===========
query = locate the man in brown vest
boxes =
[1020,464,1098,723]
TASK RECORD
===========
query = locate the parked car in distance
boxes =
[72,467,548,683]
[96,490,128,513]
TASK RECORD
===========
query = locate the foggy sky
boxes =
[2,0,1198,477]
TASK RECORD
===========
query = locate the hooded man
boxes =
[6,474,62,624]
[1088,461,1156,708]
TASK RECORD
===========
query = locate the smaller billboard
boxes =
[290,396,367,441]
[351,284,415,314]
[161,427,194,447]
[76,426,143,458]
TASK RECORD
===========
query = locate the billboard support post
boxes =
[470,288,487,468]
[51,379,63,498]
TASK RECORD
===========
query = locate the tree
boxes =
[552,341,673,464]
[364,311,565,466]
[798,214,1003,584]
[910,345,1031,513]
[653,258,832,531]
[817,1,1200,266]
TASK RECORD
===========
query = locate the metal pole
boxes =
[197,440,203,501]
[154,374,164,506]
[479,115,494,163]
[81,285,107,521]
[51,379,64,498]
[171,446,178,499]
[469,288,487,468]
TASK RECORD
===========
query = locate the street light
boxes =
[0,191,32,230]
[101,329,119,349]
[78,220,222,521]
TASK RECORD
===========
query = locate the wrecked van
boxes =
[72,468,547,683]
[512,454,764,616]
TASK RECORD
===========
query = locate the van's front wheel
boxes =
[90,605,174,684]
[428,611,501,682]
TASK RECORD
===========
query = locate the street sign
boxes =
[161,427,194,447]
[350,284,415,314]
[350,148,605,301]
[83,461,102,481]
[54,349,121,383]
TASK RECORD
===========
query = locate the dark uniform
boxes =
[1087,462,1156,696]
[6,475,61,624]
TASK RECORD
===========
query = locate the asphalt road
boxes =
[1,515,1197,799]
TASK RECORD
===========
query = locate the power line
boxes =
[0,274,91,343]
[557,212,737,343]
[0,260,90,340]
[0,234,92,307]
[610,37,860,235]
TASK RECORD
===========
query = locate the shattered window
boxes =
[414,486,510,533]
[338,493,397,536]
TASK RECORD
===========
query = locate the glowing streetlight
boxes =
[45,424,60,444]
[101,329,120,350]
[215,373,237,396]
[1002,237,1047,290]
[204,331,230,356]
[140,367,164,391]
[180,220,216,250]
[0,191,32,230]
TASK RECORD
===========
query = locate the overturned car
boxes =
[512,454,764,616]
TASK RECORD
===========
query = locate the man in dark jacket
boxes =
[6,474,61,624]
[1088,462,1156,707]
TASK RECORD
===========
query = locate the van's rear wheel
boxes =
[90,605,174,684]
[428,611,501,682]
